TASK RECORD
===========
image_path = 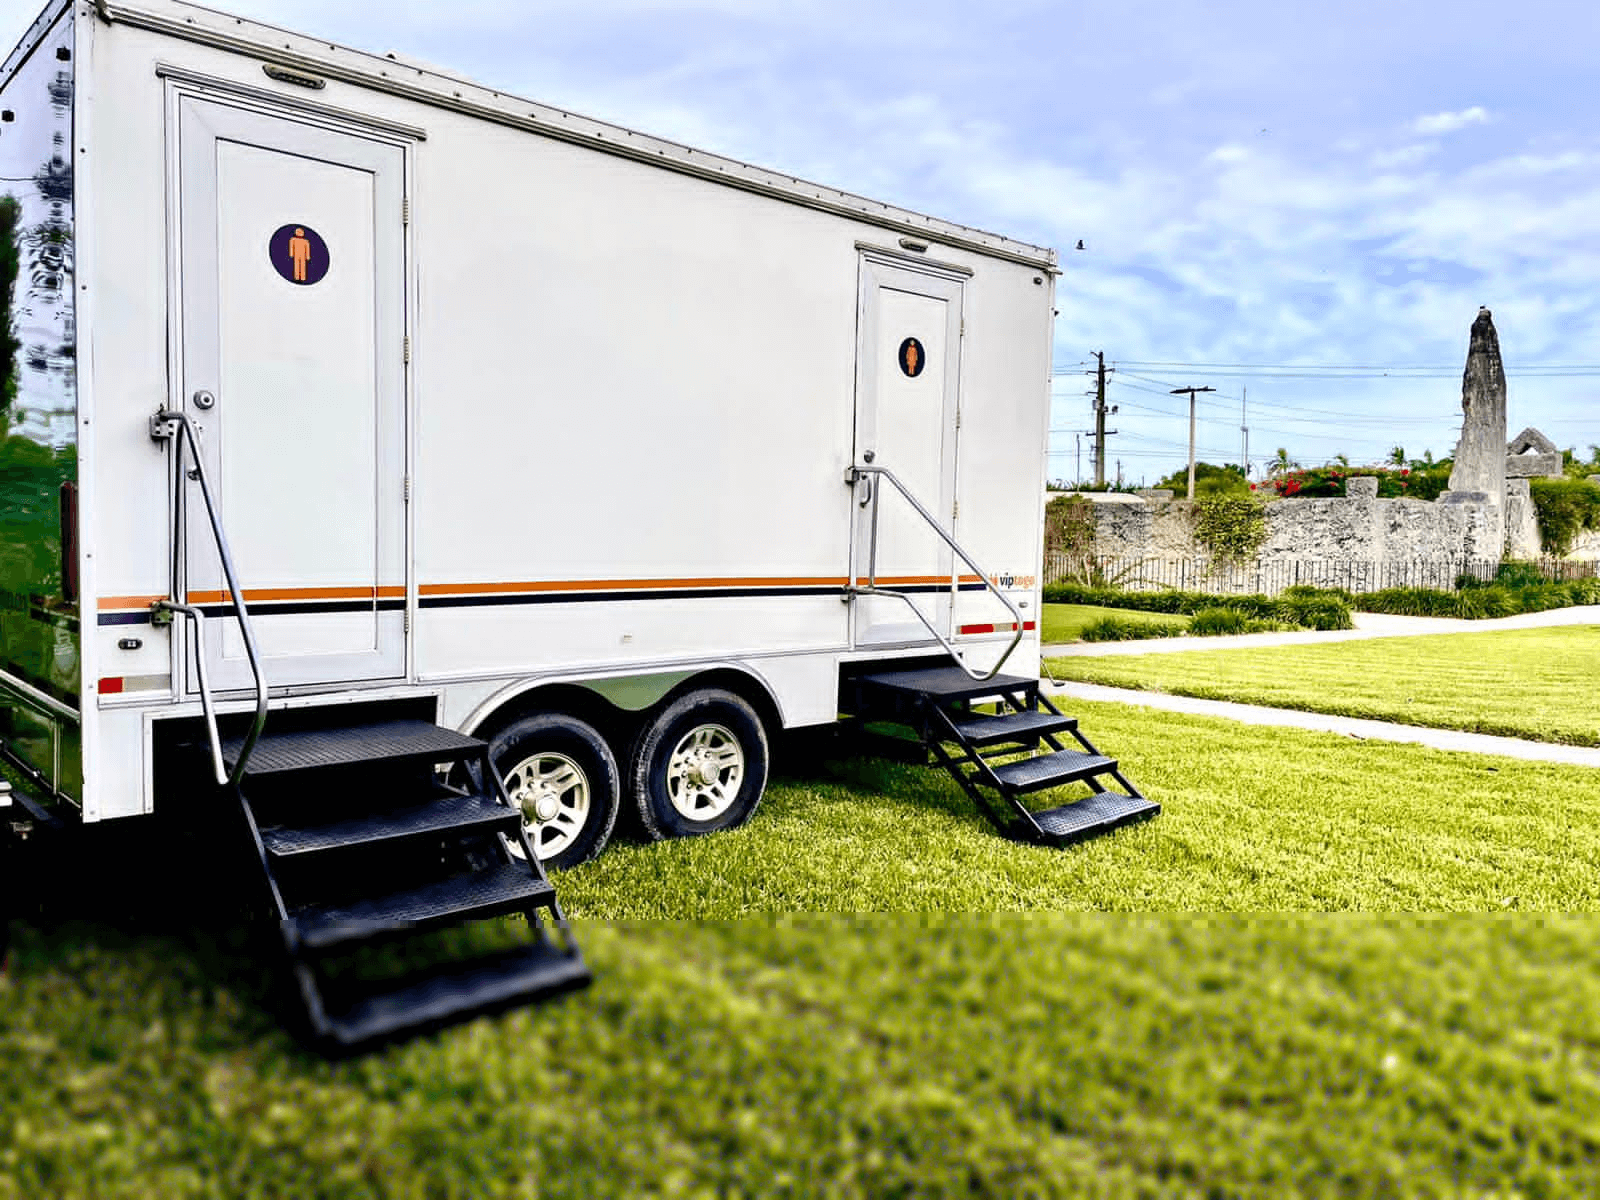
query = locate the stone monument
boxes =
[1442,307,1507,559]
[1506,427,1563,479]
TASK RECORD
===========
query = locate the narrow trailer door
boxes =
[851,255,964,647]
[174,98,407,692]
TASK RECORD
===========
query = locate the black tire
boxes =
[488,712,619,872]
[631,689,769,841]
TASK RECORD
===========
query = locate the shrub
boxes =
[1188,608,1249,636]
[1078,616,1184,643]
[1188,608,1294,636]
[1275,593,1355,631]
[1493,561,1546,590]
[1529,477,1600,555]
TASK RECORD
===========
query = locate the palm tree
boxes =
[1270,447,1297,477]
[1388,446,1407,467]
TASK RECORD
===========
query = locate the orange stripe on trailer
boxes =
[98,595,168,611]
[420,576,850,597]
[183,585,406,604]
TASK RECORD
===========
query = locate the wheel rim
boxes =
[503,751,591,861]
[665,723,745,821]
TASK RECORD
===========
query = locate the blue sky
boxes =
[13,0,1600,483]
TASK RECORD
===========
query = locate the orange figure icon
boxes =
[288,227,312,283]
[905,340,920,376]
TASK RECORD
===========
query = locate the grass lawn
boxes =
[6,705,1600,1196]
[1040,603,1189,644]
[1048,625,1600,747]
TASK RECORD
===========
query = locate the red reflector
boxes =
[956,621,1039,637]
[98,677,125,695]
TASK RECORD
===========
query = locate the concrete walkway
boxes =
[1045,680,1600,768]
[1043,604,1600,658]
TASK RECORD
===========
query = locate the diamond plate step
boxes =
[225,720,483,776]
[324,944,591,1051]
[947,709,1077,747]
[261,792,519,859]
[294,864,553,952]
[989,749,1117,794]
[1029,792,1160,847]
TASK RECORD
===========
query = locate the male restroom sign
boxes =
[269,223,330,286]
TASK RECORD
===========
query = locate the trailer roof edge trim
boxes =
[1,0,71,81]
[90,0,1060,273]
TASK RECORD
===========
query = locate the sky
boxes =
[11,0,1600,484]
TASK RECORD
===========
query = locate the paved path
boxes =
[1043,605,1600,658]
[1046,681,1600,769]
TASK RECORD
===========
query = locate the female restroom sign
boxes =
[269,223,330,286]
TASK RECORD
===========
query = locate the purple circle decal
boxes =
[269,223,331,286]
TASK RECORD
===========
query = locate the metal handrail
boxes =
[150,409,268,786]
[847,462,1026,681]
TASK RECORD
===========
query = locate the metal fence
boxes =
[1042,555,1600,596]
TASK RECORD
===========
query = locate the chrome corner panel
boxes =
[0,7,79,802]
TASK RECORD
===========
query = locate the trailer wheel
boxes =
[489,713,619,871]
[631,689,769,841]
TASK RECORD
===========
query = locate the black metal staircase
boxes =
[223,717,588,1053]
[844,662,1159,846]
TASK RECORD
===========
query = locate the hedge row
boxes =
[1042,583,1354,631]
[1355,578,1600,619]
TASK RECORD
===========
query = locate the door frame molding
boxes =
[849,250,967,649]
[163,81,419,694]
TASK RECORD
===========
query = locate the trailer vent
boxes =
[898,237,929,253]
[263,64,327,90]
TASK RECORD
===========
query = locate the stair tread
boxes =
[990,749,1116,793]
[948,709,1078,746]
[262,792,519,858]
[226,720,483,776]
[1030,792,1160,845]
[294,864,553,951]
[855,664,1038,703]
[325,944,591,1050]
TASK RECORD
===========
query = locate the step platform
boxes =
[223,714,587,1053]
[845,659,1159,849]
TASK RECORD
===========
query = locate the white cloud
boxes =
[1410,106,1490,136]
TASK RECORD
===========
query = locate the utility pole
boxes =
[1090,352,1115,486]
[1170,385,1216,499]
[1240,386,1249,479]
[1074,432,1081,486]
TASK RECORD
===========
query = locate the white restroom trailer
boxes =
[0,1,1108,1045]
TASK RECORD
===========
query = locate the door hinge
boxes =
[404,336,411,364]
[404,476,411,503]
[953,500,960,520]
[955,410,962,429]
[402,196,410,225]
[404,609,411,635]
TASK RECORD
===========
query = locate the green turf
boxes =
[7,706,1600,1196]
[1046,625,1600,747]
[1040,603,1189,644]
[8,916,1600,1198]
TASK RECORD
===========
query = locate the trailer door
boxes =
[175,99,406,692]
[851,256,963,647]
